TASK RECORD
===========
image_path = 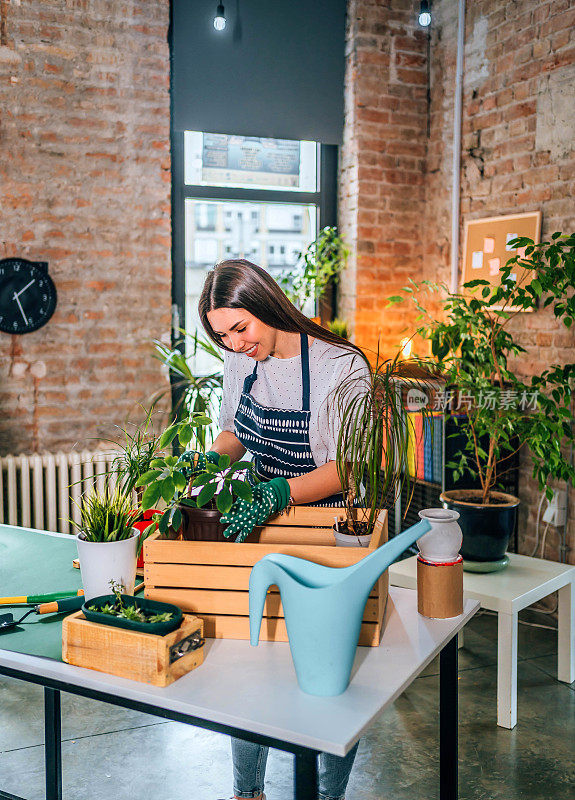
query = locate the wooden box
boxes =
[144,507,388,647]
[62,612,204,687]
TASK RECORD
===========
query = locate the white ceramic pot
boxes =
[76,528,139,600]
[416,508,462,563]
[333,528,372,548]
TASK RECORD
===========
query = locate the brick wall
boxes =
[425,0,575,563]
[340,0,575,563]
[339,0,428,360]
[0,0,171,454]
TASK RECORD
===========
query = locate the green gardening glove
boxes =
[220,477,291,543]
[177,450,219,480]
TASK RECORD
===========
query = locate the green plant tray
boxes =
[82,595,183,636]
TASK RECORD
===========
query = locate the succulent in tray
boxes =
[84,581,183,635]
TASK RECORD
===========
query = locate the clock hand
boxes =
[14,279,36,298]
[13,292,29,326]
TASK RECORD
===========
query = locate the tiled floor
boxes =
[0,610,573,800]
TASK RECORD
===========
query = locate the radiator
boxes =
[0,451,120,534]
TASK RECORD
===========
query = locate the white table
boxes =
[389,553,575,729]
[0,587,478,800]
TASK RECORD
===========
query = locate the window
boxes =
[173,131,336,375]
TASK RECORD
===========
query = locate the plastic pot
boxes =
[82,594,183,636]
[440,489,519,563]
[179,505,228,542]
[76,529,139,600]
[132,508,161,569]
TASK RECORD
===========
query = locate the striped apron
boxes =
[234,333,345,507]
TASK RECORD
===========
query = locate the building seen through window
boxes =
[183,132,320,375]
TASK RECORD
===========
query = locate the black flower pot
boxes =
[440,489,519,563]
[178,505,228,542]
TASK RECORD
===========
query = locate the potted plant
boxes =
[388,233,575,568]
[331,354,432,547]
[73,489,146,600]
[279,226,349,317]
[137,412,258,541]
[151,329,223,439]
[101,406,165,568]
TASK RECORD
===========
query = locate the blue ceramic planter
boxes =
[249,517,432,696]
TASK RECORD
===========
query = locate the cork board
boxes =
[461,212,542,296]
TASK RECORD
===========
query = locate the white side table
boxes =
[389,552,575,729]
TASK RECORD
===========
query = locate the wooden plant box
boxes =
[144,507,388,647]
[62,611,204,687]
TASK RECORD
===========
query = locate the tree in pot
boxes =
[388,233,575,569]
[137,412,258,542]
[73,489,146,600]
[331,353,434,547]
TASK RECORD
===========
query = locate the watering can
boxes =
[249,509,462,696]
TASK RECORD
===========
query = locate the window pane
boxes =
[184,198,317,373]
[184,132,317,192]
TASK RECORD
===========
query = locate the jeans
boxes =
[231,737,360,800]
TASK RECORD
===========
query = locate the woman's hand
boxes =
[176,450,219,479]
[220,477,290,543]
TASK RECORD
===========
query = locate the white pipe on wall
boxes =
[450,0,466,293]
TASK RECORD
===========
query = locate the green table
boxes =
[0,525,82,660]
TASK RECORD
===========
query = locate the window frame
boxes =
[171,132,338,350]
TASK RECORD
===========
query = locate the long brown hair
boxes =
[198,259,368,363]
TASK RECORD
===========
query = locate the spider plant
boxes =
[332,353,436,535]
[99,406,165,502]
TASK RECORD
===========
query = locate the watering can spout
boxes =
[249,561,283,646]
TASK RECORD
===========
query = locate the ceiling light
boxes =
[214,3,226,31]
[418,0,431,27]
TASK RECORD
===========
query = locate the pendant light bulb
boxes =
[214,3,226,31]
[418,0,431,27]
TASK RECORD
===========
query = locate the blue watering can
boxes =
[249,515,433,696]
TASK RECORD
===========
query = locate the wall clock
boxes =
[0,258,58,334]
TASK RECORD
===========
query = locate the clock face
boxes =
[0,258,57,334]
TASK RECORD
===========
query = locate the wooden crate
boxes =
[62,612,204,687]
[144,507,388,647]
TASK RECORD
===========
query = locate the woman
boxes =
[195,258,369,800]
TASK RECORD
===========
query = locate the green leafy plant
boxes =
[151,329,223,449]
[279,226,349,312]
[73,489,141,543]
[332,353,433,535]
[136,412,257,535]
[388,233,575,503]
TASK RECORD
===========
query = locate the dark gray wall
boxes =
[172,0,346,144]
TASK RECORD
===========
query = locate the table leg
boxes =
[293,747,317,800]
[558,581,574,684]
[439,635,458,800]
[457,630,464,649]
[497,611,518,729]
[44,688,62,800]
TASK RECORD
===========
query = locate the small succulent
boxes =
[88,580,174,624]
